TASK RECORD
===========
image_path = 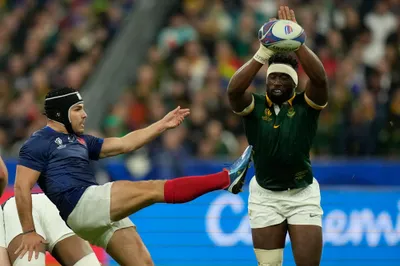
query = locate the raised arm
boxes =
[295,45,328,107]
[227,44,275,115]
[227,60,262,113]
[227,19,277,115]
[100,106,190,158]
[280,6,328,107]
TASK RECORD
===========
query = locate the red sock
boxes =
[164,170,230,203]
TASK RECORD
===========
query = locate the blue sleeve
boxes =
[82,135,104,160]
[18,141,48,172]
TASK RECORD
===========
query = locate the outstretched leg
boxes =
[102,145,252,265]
[110,145,252,221]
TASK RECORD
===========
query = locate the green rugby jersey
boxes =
[241,92,326,190]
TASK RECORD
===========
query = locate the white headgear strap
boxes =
[267,63,298,88]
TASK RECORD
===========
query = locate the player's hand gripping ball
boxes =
[258,19,306,52]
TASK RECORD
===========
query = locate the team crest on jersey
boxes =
[287,107,296,118]
[55,137,66,149]
[77,137,86,146]
[262,108,272,121]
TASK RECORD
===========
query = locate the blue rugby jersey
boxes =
[18,126,104,221]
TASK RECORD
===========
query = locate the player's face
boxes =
[266,72,295,104]
[70,104,87,134]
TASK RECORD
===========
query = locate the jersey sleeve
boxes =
[82,135,104,161]
[18,140,48,172]
[241,93,266,126]
[232,94,255,116]
[304,92,328,110]
[295,92,324,123]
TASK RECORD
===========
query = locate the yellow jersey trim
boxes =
[304,93,328,110]
[265,93,296,107]
[233,95,255,116]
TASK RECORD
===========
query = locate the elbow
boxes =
[227,85,240,100]
[14,182,22,193]
[226,84,234,97]
[321,74,328,88]
[14,180,30,195]
[226,78,238,96]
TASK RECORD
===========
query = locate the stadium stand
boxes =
[101,0,400,161]
[0,1,399,266]
[0,0,134,155]
[0,0,398,160]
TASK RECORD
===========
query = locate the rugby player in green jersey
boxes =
[227,6,328,266]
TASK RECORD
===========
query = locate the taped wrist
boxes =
[253,45,275,65]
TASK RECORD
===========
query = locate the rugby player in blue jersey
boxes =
[14,87,252,266]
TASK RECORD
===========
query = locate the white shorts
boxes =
[67,182,135,249]
[3,194,75,252]
[248,176,323,228]
[0,208,6,248]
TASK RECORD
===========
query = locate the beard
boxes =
[267,87,294,105]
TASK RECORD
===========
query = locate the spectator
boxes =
[102,0,400,160]
[0,1,134,156]
[1,0,399,160]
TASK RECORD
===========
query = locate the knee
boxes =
[254,248,283,266]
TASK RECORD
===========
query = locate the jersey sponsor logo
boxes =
[273,125,280,129]
[287,107,296,118]
[55,137,66,150]
[262,108,272,121]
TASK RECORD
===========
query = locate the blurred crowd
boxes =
[0,0,134,155]
[0,0,399,162]
[103,0,400,161]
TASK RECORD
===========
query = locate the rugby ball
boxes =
[258,20,306,52]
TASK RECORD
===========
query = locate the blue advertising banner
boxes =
[106,159,400,186]
[4,158,400,186]
[123,188,400,266]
